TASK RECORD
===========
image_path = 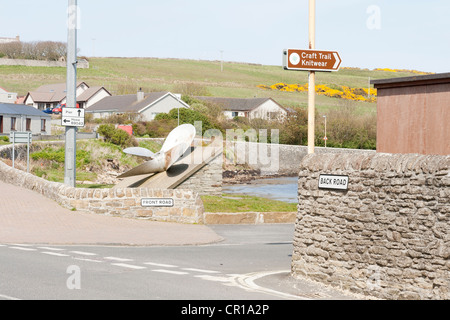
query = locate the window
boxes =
[41,119,46,132]
[232,112,239,118]
[26,118,31,131]
[11,117,16,131]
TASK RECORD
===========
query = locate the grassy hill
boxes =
[0,57,432,114]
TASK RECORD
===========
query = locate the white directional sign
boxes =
[318,174,349,191]
[62,108,85,127]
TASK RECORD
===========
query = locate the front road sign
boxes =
[283,49,342,72]
[62,108,85,127]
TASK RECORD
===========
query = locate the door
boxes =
[0,116,3,133]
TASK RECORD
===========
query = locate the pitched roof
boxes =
[86,92,187,113]
[26,81,88,103]
[0,103,51,117]
[195,96,280,112]
[77,86,111,102]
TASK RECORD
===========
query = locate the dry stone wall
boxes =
[292,152,449,300]
[0,144,204,224]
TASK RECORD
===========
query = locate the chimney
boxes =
[137,88,145,102]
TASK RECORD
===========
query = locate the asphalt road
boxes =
[0,224,356,301]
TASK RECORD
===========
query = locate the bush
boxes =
[97,124,137,148]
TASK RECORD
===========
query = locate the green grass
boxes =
[0,57,430,115]
[201,194,297,213]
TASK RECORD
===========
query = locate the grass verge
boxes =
[201,194,297,213]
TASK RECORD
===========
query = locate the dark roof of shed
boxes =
[86,92,169,113]
[0,103,51,117]
[371,72,450,89]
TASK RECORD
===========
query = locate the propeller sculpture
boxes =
[117,124,197,178]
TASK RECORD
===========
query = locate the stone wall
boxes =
[0,144,205,224]
[225,140,375,176]
[177,154,223,196]
[292,152,449,300]
[0,58,89,69]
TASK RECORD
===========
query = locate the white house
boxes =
[86,91,190,121]
[0,87,18,104]
[24,82,111,110]
[195,97,288,121]
[0,103,51,136]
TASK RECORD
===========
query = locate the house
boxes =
[0,35,20,44]
[23,82,111,110]
[86,91,190,121]
[0,103,51,136]
[195,96,288,121]
[0,87,18,104]
[372,73,450,155]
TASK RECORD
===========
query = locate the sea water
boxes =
[222,177,298,204]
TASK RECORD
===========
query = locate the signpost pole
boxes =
[11,131,15,168]
[308,0,316,154]
[64,0,78,187]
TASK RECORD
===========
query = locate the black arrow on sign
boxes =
[63,119,71,123]
[78,110,82,116]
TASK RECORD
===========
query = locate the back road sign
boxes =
[283,49,341,72]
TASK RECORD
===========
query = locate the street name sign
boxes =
[318,174,349,191]
[62,108,85,127]
[283,49,342,72]
[141,198,174,207]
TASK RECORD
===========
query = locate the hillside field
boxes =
[0,57,430,114]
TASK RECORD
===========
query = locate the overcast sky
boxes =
[1,0,449,73]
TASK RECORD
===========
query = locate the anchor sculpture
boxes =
[117,124,197,178]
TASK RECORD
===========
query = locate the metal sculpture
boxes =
[118,124,196,178]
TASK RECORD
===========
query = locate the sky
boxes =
[1,0,449,73]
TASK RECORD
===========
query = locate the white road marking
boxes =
[70,251,97,256]
[74,258,103,263]
[37,247,65,251]
[9,246,37,251]
[111,263,146,270]
[104,257,133,262]
[0,294,21,300]
[143,262,178,268]
[152,269,189,275]
[234,270,307,300]
[182,268,220,274]
[41,252,70,257]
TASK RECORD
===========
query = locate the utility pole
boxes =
[307,0,316,154]
[64,0,78,187]
[220,50,224,72]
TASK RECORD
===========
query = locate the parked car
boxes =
[52,106,62,114]
[43,108,54,114]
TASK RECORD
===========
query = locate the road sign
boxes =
[10,131,32,144]
[283,49,341,72]
[9,131,32,172]
[318,174,349,191]
[62,108,85,127]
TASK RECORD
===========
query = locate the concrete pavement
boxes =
[0,180,223,246]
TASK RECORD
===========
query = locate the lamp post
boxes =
[64,0,78,187]
[307,0,316,154]
[323,115,327,148]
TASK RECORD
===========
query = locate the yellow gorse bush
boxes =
[374,68,434,75]
[258,83,377,103]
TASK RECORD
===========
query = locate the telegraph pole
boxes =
[64,0,78,187]
[307,0,316,154]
